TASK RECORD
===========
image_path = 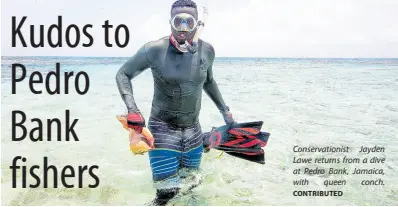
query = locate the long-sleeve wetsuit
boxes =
[116,36,229,128]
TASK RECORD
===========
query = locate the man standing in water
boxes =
[116,0,235,205]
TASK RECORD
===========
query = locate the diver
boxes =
[116,0,270,205]
[116,0,234,205]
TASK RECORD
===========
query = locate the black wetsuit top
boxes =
[116,36,228,128]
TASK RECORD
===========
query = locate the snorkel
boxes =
[170,6,208,53]
[185,6,208,53]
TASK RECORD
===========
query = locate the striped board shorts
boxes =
[147,116,204,189]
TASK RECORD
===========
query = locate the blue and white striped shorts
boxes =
[147,116,204,189]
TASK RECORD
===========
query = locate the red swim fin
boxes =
[203,121,270,164]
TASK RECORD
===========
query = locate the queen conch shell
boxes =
[116,115,155,155]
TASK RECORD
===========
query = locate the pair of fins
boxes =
[202,121,270,164]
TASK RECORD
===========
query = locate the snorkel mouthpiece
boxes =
[186,41,198,53]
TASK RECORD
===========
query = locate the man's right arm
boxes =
[116,44,152,113]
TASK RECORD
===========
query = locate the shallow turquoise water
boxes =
[1,56,398,205]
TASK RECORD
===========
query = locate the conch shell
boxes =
[116,115,155,155]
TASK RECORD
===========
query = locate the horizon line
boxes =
[2,55,398,59]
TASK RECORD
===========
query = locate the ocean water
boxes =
[1,56,398,205]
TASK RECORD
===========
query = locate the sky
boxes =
[1,0,398,58]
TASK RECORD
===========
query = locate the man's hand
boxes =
[221,108,236,125]
[127,112,146,133]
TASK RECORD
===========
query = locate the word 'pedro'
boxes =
[12,63,89,95]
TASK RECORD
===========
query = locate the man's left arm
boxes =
[203,47,235,124]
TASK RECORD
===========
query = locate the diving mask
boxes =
[170,13,198,32]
